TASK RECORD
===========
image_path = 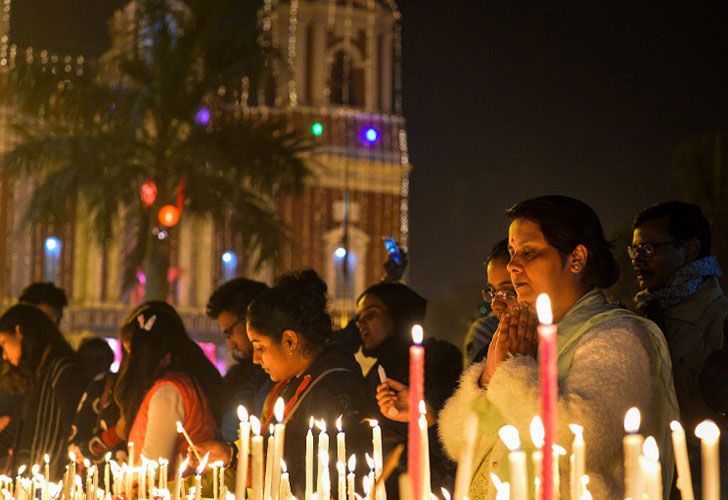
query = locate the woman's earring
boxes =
[573,263,582,272]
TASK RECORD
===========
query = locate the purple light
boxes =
[194,107,211,126]
[363,127,379,144]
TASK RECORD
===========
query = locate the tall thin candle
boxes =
[499,425,527,500]
[236,406,251,500]
[669,421,694,500]
[264,424,275,500]
[306,417,314,500]
[695,420,720,500]
[250,417,264,500]
[272,398,286,500]
[347,455,356,500]
[623,407,643,500]
[173,457,189,500]
[317,419,330,497]
[536,294,557,500]
[452,413,478,500]
[641,437,662,500]
[569,424,585,500]
[408,324,425,500]
[530,417,545,500]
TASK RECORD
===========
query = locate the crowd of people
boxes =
[0,195,725,499]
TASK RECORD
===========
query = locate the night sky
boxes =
[10,1,728,343]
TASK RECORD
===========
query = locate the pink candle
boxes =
[536,294,557,500]
[408,324,425,500]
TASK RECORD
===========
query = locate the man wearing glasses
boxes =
[630,201,728,494]
[206,278,271,442]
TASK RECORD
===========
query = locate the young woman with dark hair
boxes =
[438,195,679,499]
[0,303,86,478]
[114,301,221,468]
[195,270,375,497]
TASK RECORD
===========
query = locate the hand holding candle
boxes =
[177,420,203,463]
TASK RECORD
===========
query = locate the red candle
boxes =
[536,294,557,500]
[408,324,425,500]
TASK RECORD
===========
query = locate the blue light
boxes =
[194,107,211,126]
[222,251,235,264]
[363,127,379,143]
[44,236,60,252]
[221,251,238,281]
[334,247,347,258]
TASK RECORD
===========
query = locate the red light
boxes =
[158,205,180,227]
[140,180,157,207]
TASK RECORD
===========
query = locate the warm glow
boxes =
[580,490,593,500]
[274,398,285,423]
[643,436,659,462]
[88,465,97,475]
[536,293,553,325]
[336,415,343,432]
[179,457,189,476]
[411,324,423,344]
[569,423,584,437]
[368,419,379,428]
[158,204,181,227]
[498,425,521,451]
[490,472,503,489]
[31,465,39,475]
[309,416,315,429]
[250,416,261,436]
[44,454,50,465]
[553,444,567,456]
[176,421,184,434]
[348,454,356,473]
[280,460,287,473]
[419,400,427,415]
[238,405,248,422]
[18,465,27,475]
[365,452,375,470]
[196,452,210,475]
[269,424,275,435]
[83,459,91,469]
[670,420,683,433]
[316,419,327,433]
[441,487,452,500]
[695,420,720,443]
[530,416,545,448]
[69,451,76,463]
[104,452,111,462]
[624,407,641,433]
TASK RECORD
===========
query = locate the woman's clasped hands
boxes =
[480,303,538,386]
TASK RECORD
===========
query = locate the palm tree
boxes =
[0,0,313,299]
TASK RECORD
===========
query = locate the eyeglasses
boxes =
[222,317,244,339]
[627,241,678,260]
[481,288,517,304]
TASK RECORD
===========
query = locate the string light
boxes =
[286,0,299,107]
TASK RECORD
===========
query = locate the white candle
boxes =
[336,416,346,467]
[280,460,293,500]
[264,424,275,500]
[272,398,287,500]
[554,445,566,497]
[452,412,478,500]
[623,407,644,500]
[194,453,209,500]
[212,461,222,500]
[16,465,26,500]
[346,455,356,500]
[695,420,720,500]
[103,453,111,497]
[569,424,585,500]
[320,451,331,500]
[173,457,189,500]
[418,402,431,499]
[236,406,251,500]
[125,443,133,500]
[498,425,527,500]
[306,417,314,500]
[490,473,511,500]
[139,455,148,498]
[336,462,346,500]
[670,421,694,500]
[640,437,662,500]
[364,454,375,500]
[530,416,545,500]
[316,420,329,497]
[250,417,264,500]
[370,419,385,500]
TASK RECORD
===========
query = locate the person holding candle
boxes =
[438,195,679,499]
[114,301,221,471]
[194,270,375,498]
[357,281,462,495]
[0,304,87,479]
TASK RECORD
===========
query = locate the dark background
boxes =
[10,1,728,345]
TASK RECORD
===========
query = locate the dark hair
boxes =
[506,195,619,289]
[114,301,222,426]
[77,337,115,378]
[357,282,427,341]
[633,201,711,258]
[0,303,75,372]
[484,239,510,267]
[247,270,333,356]
[18,282,68,310]
[206,278,269,319]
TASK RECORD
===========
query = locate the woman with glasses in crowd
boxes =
[438,195,679,499]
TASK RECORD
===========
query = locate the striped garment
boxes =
[14,350,86,479]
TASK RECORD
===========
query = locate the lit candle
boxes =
[530,416,545,500]
[104,452,111,497]
[623,407,644,500]
[490,472,511,500]
[498,425,527,500]
[139,455,148,497]
[336,416,346,466]
[43,454,50,491]
[408,324,425,500]
[69,451,78,500]
[236,406,251,500]
[440,487,451,500]
[264,424,275,500]
[320,451,331,500]
[316,420,330,497]
[452,412,478,500]
[336,461,346,500]
[365,453,375,499]
[125,443,133,500]
[251,417,264,500]
[418,401,431,499]
[369,419,385,500]
[272,398,286,500]
[569,424,585,500]
[640,437,662,500]
[347,455,356,500]
[280,460,293,500]
[173,457,189,500]
[306,417,314,500]
[670,421,694,500]
[177,421,203,463]
[212,461,223,500]
[31,464,39,500]
[695,420,720,500]
[195,453,210,500]
[16,465,26,500]
[536,294,557,500]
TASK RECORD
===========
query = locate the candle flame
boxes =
[418,400,426,415]
[498,425,521,451]
[179,457,190,476]
[411,324,423,344]
[643,436,659,462]
[553,444,567,455]
[196,452,210,475]
[69,451,76,463]
[348,454,356,472]
[695,420,720,443]
[669,420,683,433]
[365,453,375,470]
[336,415,343,432]
[441,487,452,500]
[489,472,503,489]
[44,454,50,465]
[31,465,39,476]
[316,419,327,433]
[104,452,111,462]
[250,416,261,436]
[530,416,545,448]
[269,423,275,435]
[83,458,91,469]
[368,419,379,428]
[569,423,584,437]
[238,405,248,422]
[624,407,641,433]
[536,294,553,325]
[17,465,26,475]
[280,460,287,473]
[580,490,593,500]
[309,416,315,429]
[274,397,285,423]
[176,421,184,433]
[88,465,97,475]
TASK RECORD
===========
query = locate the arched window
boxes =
[329,50,366,107]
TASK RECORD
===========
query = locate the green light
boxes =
[311,122,324,136]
